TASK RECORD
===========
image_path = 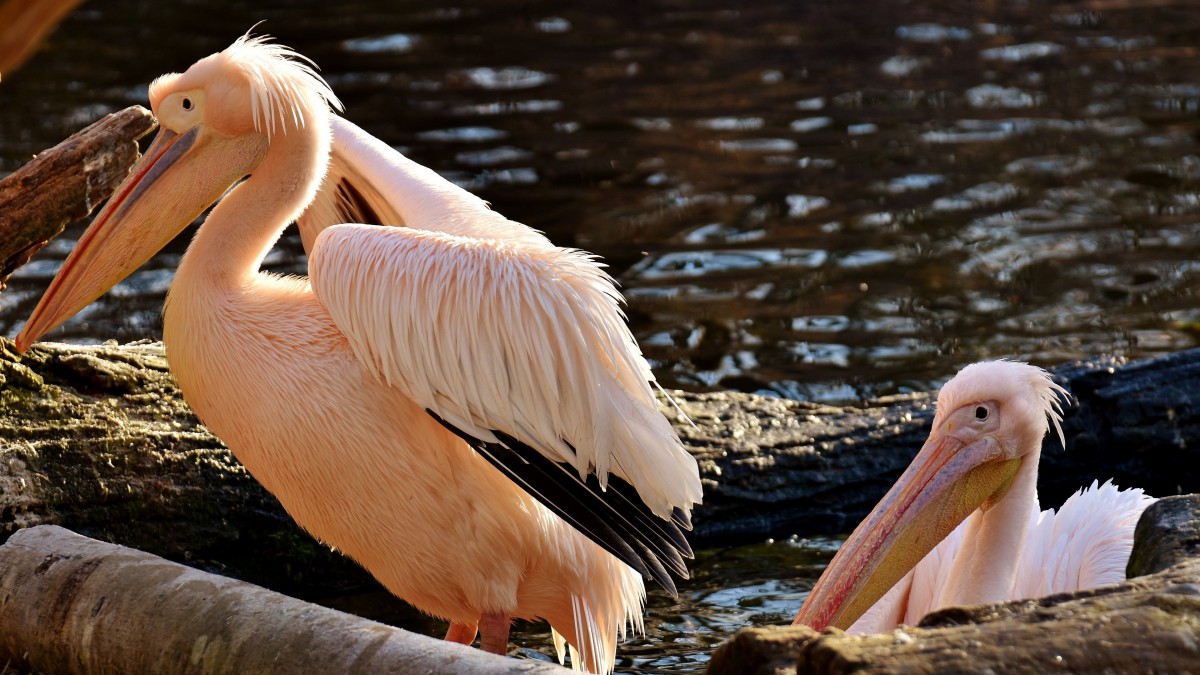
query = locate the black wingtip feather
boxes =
[427,411,693,597]
[673,506,693,531]
[496,431,691,576]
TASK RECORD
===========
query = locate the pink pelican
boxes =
[793,360,1155,633]
[16,35,702,673]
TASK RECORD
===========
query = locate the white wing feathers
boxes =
[298,116,551,249]
[1015,480,1155,600]
[303,118,701,523]
[310,223,699,519]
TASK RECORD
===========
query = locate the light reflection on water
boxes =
[3,1,1199,405]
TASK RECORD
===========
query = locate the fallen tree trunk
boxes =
[3,338,1200,593]
[0,105,156,289]
[706,494,1200,675]
[0,524,564,674]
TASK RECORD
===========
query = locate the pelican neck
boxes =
[940,446,1041,608]
[178,121,329,288]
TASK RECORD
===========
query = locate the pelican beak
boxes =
[15,124,263,352]
[792,426,1022,631]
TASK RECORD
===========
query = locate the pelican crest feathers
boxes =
[150,32,343,140]
[938,360,1070,449]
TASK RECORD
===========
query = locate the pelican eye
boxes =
[974,405,989,420]
[182,97,193,111]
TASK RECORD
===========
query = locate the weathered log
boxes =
[4,339,1200,594]
[0,105,156,289]
[0,524,565,674]
[706,495,1200,675]
[696,348,1200,541]
[0,339,372,593]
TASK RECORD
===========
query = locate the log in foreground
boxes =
[706,494,1200,675]
[0,524,564,675]
[0,105,156,289]
[3,338,1200,593]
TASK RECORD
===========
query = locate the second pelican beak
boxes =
[792,427,1022,631]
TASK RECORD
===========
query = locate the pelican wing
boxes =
[304,119,701,593]
[1014,480,1155,599]
[296,116,550,250]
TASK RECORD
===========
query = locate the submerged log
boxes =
[694,348,1200,541]
[2,338,1200,592]
[0,524,564,674]
[706,495,1200,675]
[0,105,156,289]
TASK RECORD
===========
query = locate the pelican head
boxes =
[16,34,341,352]
[793,360,1067,630]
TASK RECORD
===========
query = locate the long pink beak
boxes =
[16,126,199,353]
[792,426,1022,631]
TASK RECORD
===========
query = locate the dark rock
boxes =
[1128,494,1200,577]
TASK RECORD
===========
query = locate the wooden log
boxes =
[0,524,565,674]
[4,338,1200,594]
[0,105,156,289]
[679,348,1200,541]
[0,339,372,594]
[706,495,1200,675]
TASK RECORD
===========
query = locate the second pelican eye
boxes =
[975,405,989,420]
[182,97,193,111]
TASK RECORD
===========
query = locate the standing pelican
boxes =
[793,360,1154,633]
[16,35,702,673]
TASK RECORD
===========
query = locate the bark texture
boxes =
[3,339,1200,592]
[706,495,1200,675]
[0,338,370,594]
[0,524,565,674]
[0,105,156,289]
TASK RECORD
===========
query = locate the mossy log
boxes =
[706,495,1200,675]
[3,338,1200,594]
[0,524,566,675]
[0,105,156,289]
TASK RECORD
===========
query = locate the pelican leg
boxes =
[478,611,511,655]
[444,621,478,645]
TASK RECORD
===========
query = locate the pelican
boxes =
[16,35,702,673]
[0,0,82,79]
[793,360,1155,633]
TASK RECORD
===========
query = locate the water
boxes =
[2,0,1200,670]
[315,536,840,672]
[4,0,1200,405]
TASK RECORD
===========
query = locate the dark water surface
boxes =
[4,0,1200,403]
[3,0,1200,670]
